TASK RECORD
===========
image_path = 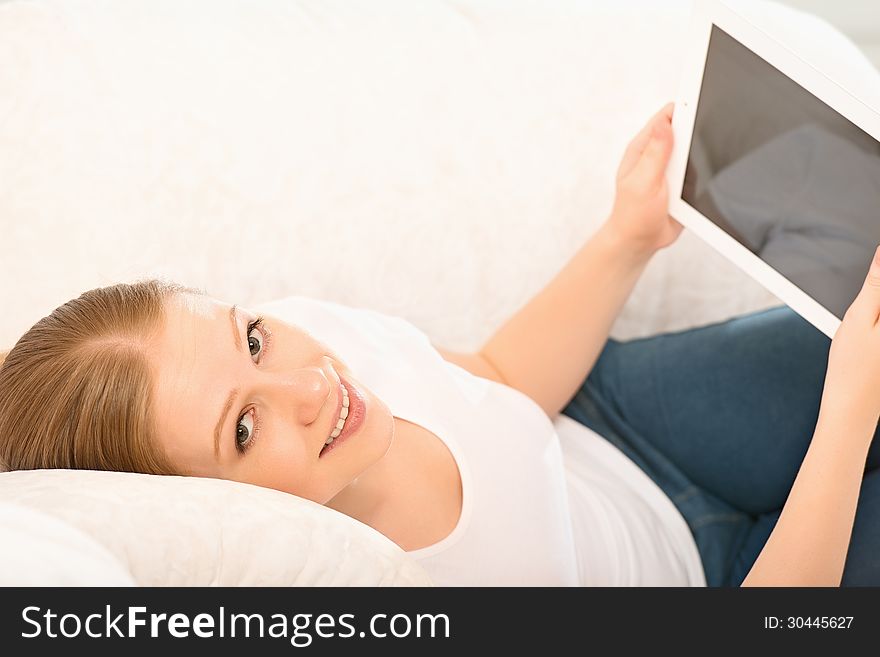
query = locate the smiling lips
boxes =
[319,375,365,458]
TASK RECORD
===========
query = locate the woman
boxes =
[1,104,878,586]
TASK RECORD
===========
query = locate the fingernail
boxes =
[874,244,880,266]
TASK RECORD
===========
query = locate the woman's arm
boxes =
[479,103,683,419]
[434,347,508,385]
[740,411,872,586]
[743,247,880,586]
[479,225,653,418]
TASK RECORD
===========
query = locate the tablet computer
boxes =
[667,0,880,339]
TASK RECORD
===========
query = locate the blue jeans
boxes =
[560,306,880,586]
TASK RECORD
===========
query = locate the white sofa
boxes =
[1,0,877,585]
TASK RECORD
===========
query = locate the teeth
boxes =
[324,383,351,447]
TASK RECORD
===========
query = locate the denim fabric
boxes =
[560,306,880,586]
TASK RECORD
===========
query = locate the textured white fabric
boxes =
[2,0,877,353]
[0,469,433,586]
[253,295,705,586]
[0,503,137,586]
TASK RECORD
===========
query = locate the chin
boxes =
[365,391,395,460]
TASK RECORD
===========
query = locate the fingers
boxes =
[631,106,674,187]
[640,115,673,168]
[619,102,675,179]
[847,244,880,325]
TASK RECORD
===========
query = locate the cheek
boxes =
[253,439,314,493]
[227,424,308,496]
[243,456,325,504]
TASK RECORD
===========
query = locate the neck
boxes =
[324,416,406,530]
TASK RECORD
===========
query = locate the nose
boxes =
[270,365,335,426]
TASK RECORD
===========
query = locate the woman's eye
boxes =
[247,323,263,358]
[236,411,254,451]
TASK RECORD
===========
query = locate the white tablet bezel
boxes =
[667,0,880,339]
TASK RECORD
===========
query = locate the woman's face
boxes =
[146,292,395,504]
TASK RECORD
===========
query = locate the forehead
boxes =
[158,293,232,348]
[174,292,223,322]
[148,292,231,474]
[156,293,229,364]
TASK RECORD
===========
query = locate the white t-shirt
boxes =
[253,295,707,586]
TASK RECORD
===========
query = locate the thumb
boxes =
[851,244,880,323]
[635,119,673,187]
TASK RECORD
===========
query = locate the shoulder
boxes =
[433,347,507,385]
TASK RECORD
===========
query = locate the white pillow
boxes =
[0,470,433,586]
[0,420,594,586]
[0,503,136,586]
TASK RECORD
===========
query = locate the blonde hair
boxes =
[0,279,202,474]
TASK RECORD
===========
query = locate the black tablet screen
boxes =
[681,25,880,319]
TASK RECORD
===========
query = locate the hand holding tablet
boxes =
[606,102,684,256]
[819,245,880,437]
[667,0,880,339]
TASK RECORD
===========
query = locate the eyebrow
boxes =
[213,304,242,461]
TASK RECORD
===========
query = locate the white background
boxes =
[778,0,879,70]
